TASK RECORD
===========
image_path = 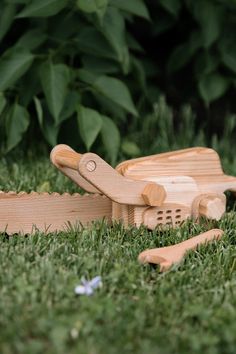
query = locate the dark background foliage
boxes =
[0,0,235,163]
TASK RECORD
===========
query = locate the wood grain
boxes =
[116,147,236,226]
[1,146,234,233]
[116,147,223,178]
[50,144,99,193]
[78,152,166,206]
[0,192,111,234]
[138,229,224,271]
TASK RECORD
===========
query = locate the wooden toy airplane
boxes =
[0,145,235,235]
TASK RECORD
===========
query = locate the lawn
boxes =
[0,148,236,354]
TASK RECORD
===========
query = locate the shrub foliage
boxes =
[0,0,235,162]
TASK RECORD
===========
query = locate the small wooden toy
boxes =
[0,145,235,234]
[138,229,224,271]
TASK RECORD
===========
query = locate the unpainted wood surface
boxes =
[78,153,166,206]
[143,203,191,230]
[0,192,111,234]
[51,145,167,206]
[198,195,226,220]
[192,193,226,220]
[1,146,232,234]
[116,147,223,178]
[50,144,100,193]
[116,147,236,223]
[138,228,224,271]
[144,175,199,206]
[116,147,236,195]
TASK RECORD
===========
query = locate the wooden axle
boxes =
[54,149,82,170]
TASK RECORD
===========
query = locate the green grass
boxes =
[1,146,236,354]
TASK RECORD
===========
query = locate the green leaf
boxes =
[198,73,230,104]
[159,0,181,17]
[0,3,16,42]
[192,1,222,48]
[0,49,34,91]
[121,140,141,157]
[15,29,47,50]
[93,76,138,116]
[132,57,147,92]
[76,27,117,60]
[77,106,103,150]
[77,0,108,16]
[99,7,129,72]
[33,96,43,127]
[34,98,59,146]
[16,0,67,18]
[39,61,70,123]
[167,43,191,73]
[126,33,144,52]
[6,103,29,152]
[81,55,119,74]
[223,54,236,74]
[43,119,59,146]
[110,0,150,20]
[194,51,219,79]
[152,16,175,36]
[93,93,126,121]
[101,116,120,164]
[0,94,7,116]
[220,45,236,74]
[78,69,98,85]
[167,31,202,73]
[59,91,80,124]
[17,63,41,106]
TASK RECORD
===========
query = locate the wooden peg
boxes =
[53,149,82,170]
[50,144,100,193]
[138,229,223,271]
[141,183,166,207]
[198,195,226,220]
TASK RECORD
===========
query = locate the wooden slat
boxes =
[0,192,111,234]
[116,147,224,178]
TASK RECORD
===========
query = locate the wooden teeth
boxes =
[0,190,108,198]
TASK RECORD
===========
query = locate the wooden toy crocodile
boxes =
[0,145,235,235]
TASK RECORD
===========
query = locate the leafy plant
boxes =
[0,0,150,163]
[149,0,236,106]
[0,0,236,162]
[125,96,205,157]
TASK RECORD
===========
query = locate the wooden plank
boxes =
[116,147,224,178]
[0,192,111,234]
